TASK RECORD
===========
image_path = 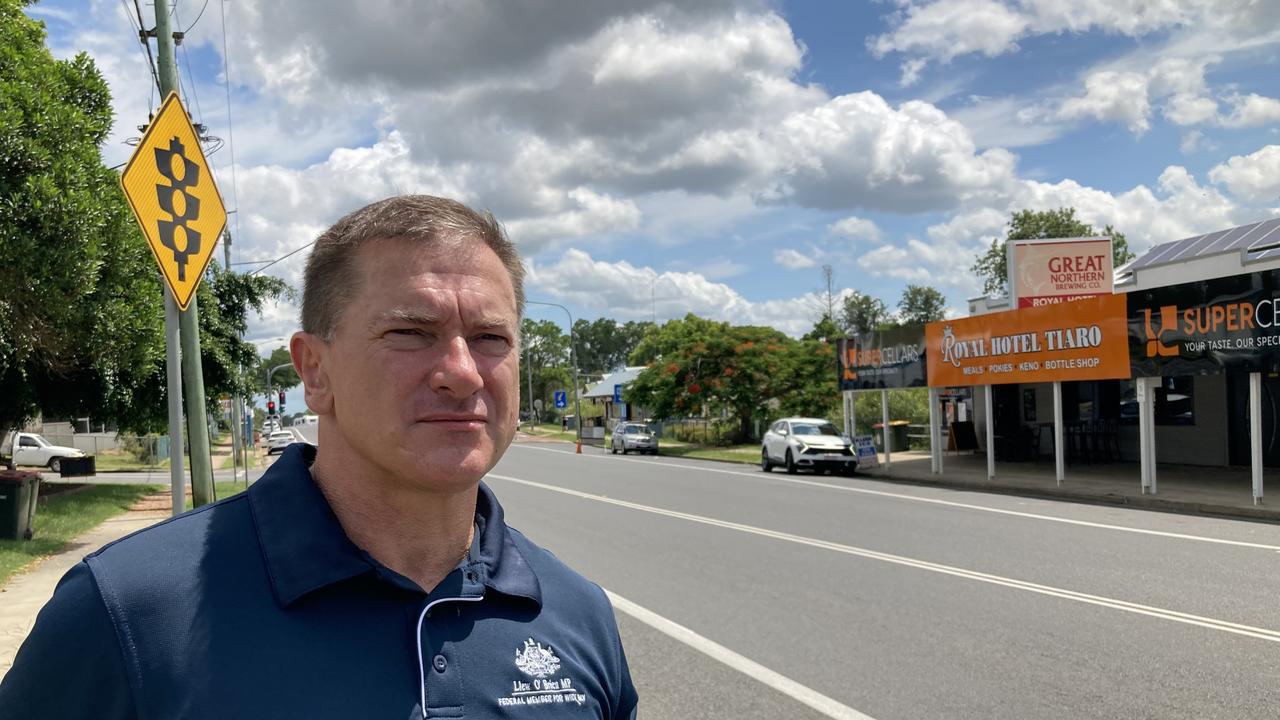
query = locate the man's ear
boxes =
[291,331,333,416]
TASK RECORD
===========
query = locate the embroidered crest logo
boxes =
[514,638,561,679]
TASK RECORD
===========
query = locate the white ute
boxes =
[1,432,87,472]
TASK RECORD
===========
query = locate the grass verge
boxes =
[521,423,581,443]
[655,441,759,464]
[0,483,159,587]
[91,452,169,472]
[185,481,249,511]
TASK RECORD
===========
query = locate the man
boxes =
[0,195,638,719]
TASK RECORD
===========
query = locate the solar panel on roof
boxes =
[1123,218,1280,273]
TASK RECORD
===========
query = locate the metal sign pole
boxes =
[163,291,185,516]
[985,384,995,480]
[1251,372,1263,505]
[881,389,891,468]
[1053,381,1064,486]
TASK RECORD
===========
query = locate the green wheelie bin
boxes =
[0,470,41,540]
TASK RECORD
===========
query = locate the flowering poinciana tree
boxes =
[627,314,833,442]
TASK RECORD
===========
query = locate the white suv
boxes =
[761,417,856,475]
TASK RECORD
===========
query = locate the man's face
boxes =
[312,236,520,493]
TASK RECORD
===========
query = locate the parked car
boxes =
[0,432,87,472]
[761,417,857,475]
[266,430,296,455]
[610,422,659,455]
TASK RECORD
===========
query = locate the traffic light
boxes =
[267,400,275,414]
[278,390,286,412]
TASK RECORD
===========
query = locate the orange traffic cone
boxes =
[576,441,582,454]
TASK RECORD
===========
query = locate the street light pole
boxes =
[526,301,582,453]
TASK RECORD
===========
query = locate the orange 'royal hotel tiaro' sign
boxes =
[926,294,1131,387]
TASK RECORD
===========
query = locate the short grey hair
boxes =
[301,195,525,339]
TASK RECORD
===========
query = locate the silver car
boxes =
[266,430,296,455]
[610,422,659,455]
[761,417,857,475]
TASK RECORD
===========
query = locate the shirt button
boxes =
[433,655,448,673]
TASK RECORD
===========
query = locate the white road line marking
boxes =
[508,444,1280,551]
[490,473,1280,644]
[605,589,878,720]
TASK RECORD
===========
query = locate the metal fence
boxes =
[40,433,170,462]
[39,433,123,454]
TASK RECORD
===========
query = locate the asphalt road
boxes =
[487,441,1280,720]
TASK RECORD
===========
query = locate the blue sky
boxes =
[25,0,1280,410]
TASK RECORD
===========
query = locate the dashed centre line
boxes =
[490,472,1280,644]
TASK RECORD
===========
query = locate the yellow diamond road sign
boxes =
[120,92,227,311]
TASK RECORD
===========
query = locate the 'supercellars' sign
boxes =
[1129,269,1280,376]
[837,326,926,390]
[926,294,1130,387]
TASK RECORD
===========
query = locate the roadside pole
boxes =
[526,301,582,453]
[224,230,245,486]
[157,2,214,507]
[151,2,186,516]
[154,0,214,508]
[163,294,185,516]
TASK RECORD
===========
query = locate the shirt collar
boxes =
[249,443,541,609]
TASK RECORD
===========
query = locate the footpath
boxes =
[0,439,242,679]
[856,450,1280,523]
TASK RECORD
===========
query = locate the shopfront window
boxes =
[1119,377,1196,425]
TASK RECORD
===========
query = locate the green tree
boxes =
[803,313,843,343]
[971,207,1135,297]
[118,265,293,433]
[627,314,792,442]
[253,345,301,396]
[776,335,841,422]
[840,292,890,336]
[571,318,654,375]
[0,2,167,440]
[521,319,571,419]
[897,285,947,325]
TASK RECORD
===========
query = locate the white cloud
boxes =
[870,1,1258,66]
[869,0,1029,63]
[1209,145,1280,204]
[769,93,1018,212]
[1013,167,1243,252]
[873,2,1280,137]
[850,163,1251,299]
[1222,94,1280,128]
[773,248,816,270]
[949,97,1068,149]
[1057,71,1153,133]
[527,249,835,336]
[1180,130,1204,154]
[899,58,928,87]
[828,216,884,242]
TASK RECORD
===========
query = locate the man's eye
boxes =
[473,334,512,352]
[386,329,432,344]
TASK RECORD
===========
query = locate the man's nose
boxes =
[430,336,484,398]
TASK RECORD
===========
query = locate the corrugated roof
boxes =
[583,366,646,398]
[1123,217,1280,274]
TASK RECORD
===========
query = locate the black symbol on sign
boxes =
[154,137,201,282]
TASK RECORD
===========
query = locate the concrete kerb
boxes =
[856,459,1280,525]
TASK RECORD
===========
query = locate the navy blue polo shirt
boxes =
[0,444,637,719]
